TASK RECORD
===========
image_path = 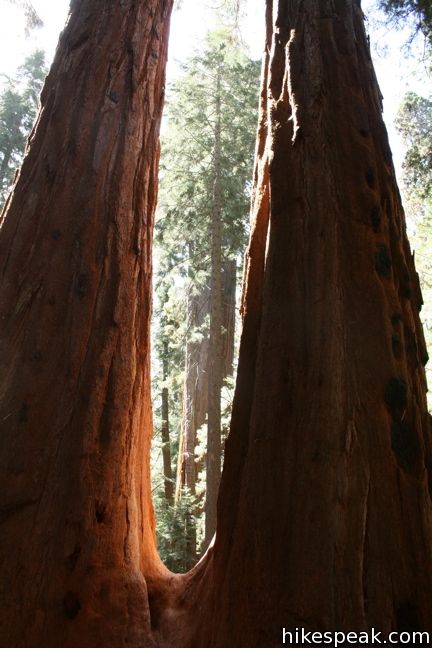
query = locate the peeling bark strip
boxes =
[0,1,173,646]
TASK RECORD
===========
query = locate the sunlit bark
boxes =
[0,1,173,646]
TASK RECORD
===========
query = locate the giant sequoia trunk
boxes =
[0,1,173,646]
[2,1,432,647]
[175,0,432,644]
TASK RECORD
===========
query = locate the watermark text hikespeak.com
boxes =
[282,628,431,646]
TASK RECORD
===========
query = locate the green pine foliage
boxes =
[379,0,432,45]
[0,49,47,209]
[157,30,260,262]
[154,487,199,573]
[411,202,432,404]
[151,31,260,566]
[397,92,432,200]
[395,90,432,406]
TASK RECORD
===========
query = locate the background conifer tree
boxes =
[152,29,260,566]
[0,50,47,208]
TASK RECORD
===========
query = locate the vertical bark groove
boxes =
[0,2,173,646]
[168,1,432,645]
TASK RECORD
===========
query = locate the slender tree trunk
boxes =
[176,261,236,562]
[161,346,173,504]
[0,1,173,646]
[175,277,209,566]
[221,258,237,378]
[176,293,208,499]
[176,260,235,502]
[176,244,208,502]
[0,146,13,182]
[205,65,223,549]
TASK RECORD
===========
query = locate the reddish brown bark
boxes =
[154,0,432,644]
[0,1,173,646]
[177,1,432,644]
[2,1,432,647]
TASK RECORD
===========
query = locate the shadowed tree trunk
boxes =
[154,0,432,645]
[176,258,236,564]
[161,344,174,504]
[2,1,432,647]
[205,62,223,548]
[0,1,173,646]
[0,146,13,181]
[176,0,432,644]
[175,283,209,567]
[221,257,236,378]
[176,283,209,503]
